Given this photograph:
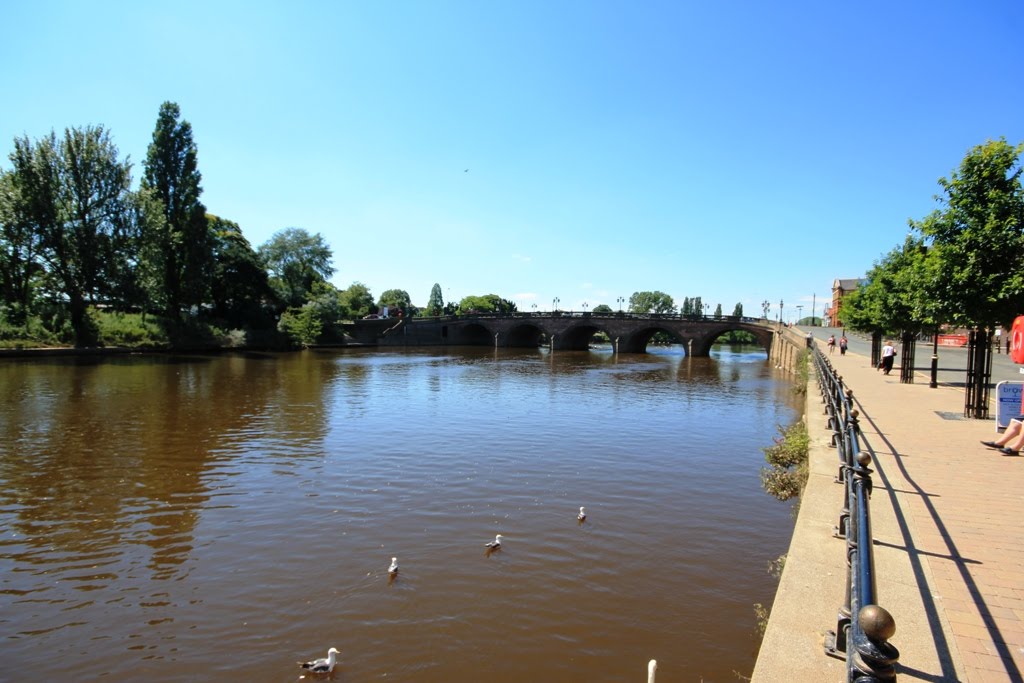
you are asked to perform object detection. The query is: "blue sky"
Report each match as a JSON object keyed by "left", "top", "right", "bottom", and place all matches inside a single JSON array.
[{"left": 2, "top": 1, "right": 1022, "bottom": 321}]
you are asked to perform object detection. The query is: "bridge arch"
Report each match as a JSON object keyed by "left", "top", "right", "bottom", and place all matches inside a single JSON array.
[{"left": 452, "top": 322, "right": 493, "bottom": 346}]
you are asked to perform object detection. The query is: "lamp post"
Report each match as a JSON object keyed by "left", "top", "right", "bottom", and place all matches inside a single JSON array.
[
  {"left": 553, "top": 297, "right": 560, "bottom": 313},
  {"left": 779, "top": 299, "right": 784, "bottom": 324},
  {"left": 531, "top": 303, "right": 537, "bottom": 315},
  {"left": 812, "top": 293, "right": 816, "bottom": 326},
  {"left": 617, "top": 296, "right": 624, "bottom": 313},
  {"left": 762, "top": 300, "right": 770, "bottom": 319},
  {"left": 704, "top": 303, "right": 709, "bottom": 319},
  {"left": 796, "top": 305, "right": 803, "bottom": 325},
  {"left": 582, "top": 301, "right": 589, "bottom": 315}
]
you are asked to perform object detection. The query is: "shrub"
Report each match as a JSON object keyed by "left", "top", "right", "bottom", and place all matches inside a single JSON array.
[{"left": 761, "top": 421, "right": 809, "bottom": 502}]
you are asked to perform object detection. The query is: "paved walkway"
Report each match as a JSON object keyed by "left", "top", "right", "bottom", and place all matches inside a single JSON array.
[{"left": 753, "top": 341, "right": 1024, "bottom": 683}]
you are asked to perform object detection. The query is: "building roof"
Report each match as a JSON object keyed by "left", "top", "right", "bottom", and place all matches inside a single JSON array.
[{"left": 832, "top": 278, "right": 864, "bottom": 291}]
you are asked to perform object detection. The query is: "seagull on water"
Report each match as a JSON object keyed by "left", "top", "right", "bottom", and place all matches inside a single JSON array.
[
  {"left": 648, "top": 659, "right": 657, "bottom": 683},
  {"left": 577, "top": 506, "right": 587, "bottom": 522},
  {"left": 388, "top": 557, "right": 399, "bottom": 575},
  {"left": 485, "top": 534, "right": 503, "bottom": 549},
  {"left": 299, "top": 647, "right": 340, "bottom": 674}
]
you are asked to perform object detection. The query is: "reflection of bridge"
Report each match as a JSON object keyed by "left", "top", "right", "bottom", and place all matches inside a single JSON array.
[{"left": 365, "top": 313, "right": 781, "bottom": 356}]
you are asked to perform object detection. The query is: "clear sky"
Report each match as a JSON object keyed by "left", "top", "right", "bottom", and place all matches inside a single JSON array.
[{"left": 2, "top": 1, "right": 1022, "bottom": 321}]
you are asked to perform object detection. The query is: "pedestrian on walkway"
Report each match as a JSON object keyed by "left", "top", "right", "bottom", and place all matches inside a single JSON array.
[
  {"left": 981, "top": 415, "right": 1024, "bottom": 455},
  {"left": 879, "top": 339, "right": 896, "bottom": 375},
  {"left": 839, "top": 335, "right": 848, "bottom": 355},
  {"left": 827, "top": 334, "right": 836, "bottom": 354}
]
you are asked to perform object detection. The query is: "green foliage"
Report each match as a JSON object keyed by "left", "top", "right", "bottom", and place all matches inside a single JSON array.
[
  {"left": 458, "top": 294, "right": 517, "bottom": 314},
  {"left": 760, "top": 421, "right": 809, "bottom": 502},
  {"left": 713, "top": 303, "right": 722, "bottom": 319},
  {"left": 629, "top": 290, "right": 676, "bottom": 315},
  {"left": 379, "top": 288, "right": 412, "bottom": 315},
  {"left": 338, "top": 281, "right": 374, "bottom": 319},
  {"left": 913, "top": 138, "right": 1024, "bottom": 329},
  {"left": 732, "top": 302, "right": 743, "bottom": 317},
  {"left": 842, "top": 235, "right": 935, "bottom": 336},
  {"left": 209, "top": 214, "right": 276, "bottom": 328},
  {"left": 426, "top": 283, "right": 444, "bottom": 316},
  {"left": 278, "top": 304, "right": 323, "bottom": 346},
  {"left": 8, "top": 126, "right": 135, "bottom": 346},
  {"left": 93, "top": 309, "right": 166, "bottom": 347},
  {"left": 141, "top": 101, "right": 213, "bottom": 319},
  {"left": 258, "top": 227, "right": 334, "bottom": 310},
  {"left": 591, "top": 303, "right": 613, "bottom": 314}
]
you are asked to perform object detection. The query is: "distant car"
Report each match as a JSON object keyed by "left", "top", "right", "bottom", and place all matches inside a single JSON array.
[{"left": 362, "top": 313, "right": 380, "bottom": 319}]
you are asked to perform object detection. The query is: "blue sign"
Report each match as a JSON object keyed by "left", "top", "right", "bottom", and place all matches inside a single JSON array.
[{"left": 996, "top": 381, "right": 1024, "bottom": 429}]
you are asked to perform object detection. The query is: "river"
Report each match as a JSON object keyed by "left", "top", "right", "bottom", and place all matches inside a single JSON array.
[{"left": 0, "top": 345, "right": 801, "bottom": 682}]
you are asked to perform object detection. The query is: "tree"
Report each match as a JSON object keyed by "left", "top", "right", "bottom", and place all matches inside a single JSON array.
[
  {"left": 714, "top": 303, "right": 723, "bottom": 319},
  {"left": 426, "top": 283, "right": 444, "bottom": 316},
  {"left": 592, "top": 304, "right": 613, "bottom": 314},
  {"left": 208, "top": 214, "right": 275, "bottom": 327},
  {"left": 140, "top": 101, "right": 212, "bottom": 319},
  {"left": 8, "top": 127, "right": 134, "bottom": 346},
  {"left": 913, "top": 138, "right": 1024, "bottom": 330},
  {"left": 338, "top": 281, "right": 374, "bottom": 319},
  {"left": 0, "top": 169, "right": 44, "bottom": 324},
  {"left": 379, "top": 288, "right": 412, "bottom": 315},
  {"left": 258, "top": 227, "right": 334, "bottom": 309},
  {"left": 732, "top": 302, "right": 744, "bottom": 318},
  {"left": 629, "top": 291, "right": 676, "bottom": 315}
]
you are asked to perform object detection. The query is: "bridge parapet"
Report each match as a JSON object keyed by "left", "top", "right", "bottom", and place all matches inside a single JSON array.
[{"left": 367, "top": 313, "right": 794, "bottom": 357}]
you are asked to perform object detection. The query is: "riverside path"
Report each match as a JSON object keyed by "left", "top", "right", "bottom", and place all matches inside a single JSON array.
[{"left": 753, "top": 331, "right": 1024, "bottom": 683}]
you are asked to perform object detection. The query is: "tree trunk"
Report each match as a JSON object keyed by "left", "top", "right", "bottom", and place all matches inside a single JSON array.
[{"left": 964, "top": 328, "right": 993, "bottom": 419}]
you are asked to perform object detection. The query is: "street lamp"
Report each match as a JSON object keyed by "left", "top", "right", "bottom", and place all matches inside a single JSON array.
[
  {"left": 779, "top": 299, "right": 784, "bottom": 324},
  {"left": 553, "top": 297, "right": 560, "bottom": 313},
  {"left": 703, "top": 303, "right": 709, "bottom": 319},
  {"left": 617, "top": 296, "right": 624, "bottom": 313},
  {"left": 796, "top": 305, "right": 803, "bottom": 325},
  {"left": 762, "top": 300, "right": 770, "bottom": 319},
  {"left": 531, "top": 303, "right": 537, "bottom": 315},
  {"left": 582, "top": 301, "right": 589, "bottom": 313}
]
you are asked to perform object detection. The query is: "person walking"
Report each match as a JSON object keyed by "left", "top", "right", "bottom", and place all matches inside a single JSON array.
[
  {"left": 827, "top": 334, "right": 836, "bottom": 354},
  {"left": 839, "top": 335, "right": 848, "bottom": 356},
  {"left": 879, "top": 339, "right": 896, "bottom": 375}
]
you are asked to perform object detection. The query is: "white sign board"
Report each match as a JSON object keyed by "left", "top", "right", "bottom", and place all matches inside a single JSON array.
[{"left": 996, "top": 381, "right": 1024, "bottom": 430}]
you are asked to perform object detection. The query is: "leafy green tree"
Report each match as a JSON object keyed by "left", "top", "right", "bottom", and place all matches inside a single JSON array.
[
  {"left": 0, "top": 169, "right": 45, "bottom": 324},
  {"left": 426, "top": 283, "right": 444, "bottom": 316},
  {"left": 258, "top": 227, "right": 334, "bottom": 309},
  {"left": 843, "top": 236, "right": 932, "bottom": 337},
  {"left": 714, "top": 303, "right": 723, "bottom": 319},
  {"left": 278, "top": 304, "right": 323, "bottom": 347},
  {"left": 338, "top": 281, "right": 374, "bottom": 319},
  {"left": 913, "top": 138, "right": 1024, "bottom": 330},
  {"left": 8, "top": 127, "right": 134, "bottom": 346},
  {"left": 208, "top": 214, "right": 275, "bottom": 327},
  {"left": 592, "top": 304, "right": 613, "bottom": 314},
  {"left": 629, "top": 290, "right": 676, "bottom": 315},
  {"left": 732, "top": 302, "right": 743, "bottom": 317},
  {"left": 379, "top": 288, "right": 412, "bottom": 315},
  {"left": 140, "top": 101, "right": 212, "bottom": 320}
]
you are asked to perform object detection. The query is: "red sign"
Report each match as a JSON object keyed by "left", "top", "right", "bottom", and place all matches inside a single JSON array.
[
  {"left": 937, "top": 334, "right": 968, "bottom": 347},
  {"left": 1012, "top": 316, "right": 1024, "bottom": 364}
]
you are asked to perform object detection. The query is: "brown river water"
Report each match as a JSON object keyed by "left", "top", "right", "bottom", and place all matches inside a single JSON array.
[{"left": 0, "top": 346, "right": 801, "bottom": 682}]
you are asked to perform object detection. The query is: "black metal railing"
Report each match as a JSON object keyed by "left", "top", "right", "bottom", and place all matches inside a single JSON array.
[{"left": 815, "top": 349, "right": 900, "bottom": 682}]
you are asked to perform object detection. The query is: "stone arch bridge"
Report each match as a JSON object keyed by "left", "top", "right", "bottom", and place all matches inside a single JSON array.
[{"left": 364, "top": 313, "right": 783, "bottom": 356}]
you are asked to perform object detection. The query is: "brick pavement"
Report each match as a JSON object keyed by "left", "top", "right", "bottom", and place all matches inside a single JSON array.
[{"left": 753, "top": 342, "right": 1024, "bottom": 683}]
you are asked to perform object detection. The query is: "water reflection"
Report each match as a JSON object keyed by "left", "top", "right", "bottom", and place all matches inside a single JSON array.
[{"left": 0, "top": 345, "right": 800, "bottom": 681}]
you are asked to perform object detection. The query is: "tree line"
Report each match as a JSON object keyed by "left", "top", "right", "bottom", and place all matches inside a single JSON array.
[
  {"left": 0, "top": 102, "right": 758, "bottom": 349},
  {"left": 840, "top": 138, "right": 1024, "bottom": 415}
]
